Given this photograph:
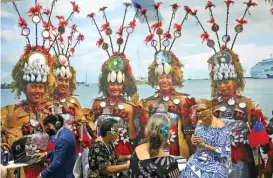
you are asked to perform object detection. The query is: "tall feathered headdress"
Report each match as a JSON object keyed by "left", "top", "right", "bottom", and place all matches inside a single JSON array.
[
  {"left": 47, "top": 1, "right": 83, "bottom": 94},
  {"left": 141, "top": 2, "right": 190, "bottom": 88},
  {"left": 188, "top": 0, "right": 258, "bottom": 97},
  {"left": 87, "top": 2, "right": 142, "bottom": 97},
  {"left": 10, "top": 0, "right": 62, "bottom": 97}
]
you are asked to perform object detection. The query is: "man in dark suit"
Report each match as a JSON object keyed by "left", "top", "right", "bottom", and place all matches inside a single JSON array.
[{"left": 37, "top": 114, "right": 76, "bottom": 178}]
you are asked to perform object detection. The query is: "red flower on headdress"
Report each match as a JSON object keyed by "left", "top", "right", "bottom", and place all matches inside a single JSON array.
[
  {"left": 58, "top": 35, "right": 64, "bottom": 42},
  {"left": 123, "top": 2, "right": 132, "bottom": 7},
  {"left": 174, "top": 23, "right": 182, "bottom": 31},
  {"left": 77, "top": 33, "right": 84, "bottom": 41},
  {"left": 243, "top": 0, "right": 258, "bottom": 7},
  {"left": 207, "top": 17, "right": 215, "bottom": 24},
  {"left": 171, "top": 3, "right": 180, "bottom": 11},
  {"left": 96, "top": 38, "right": 104, "bottom": 47},
  {"left": 71, "top": 1, "right": 80, "bottom": 13},
  {"left": 191, "top": 9, "right": 198, "bottom": 16},
  {"left": 59, "top": 20, "right": 68, "bottom": 27},
  {"left": 163, "top": 31, "right": 172, "bottom": 39},
  {"left": 151, "top": 21, "right": 162, "bottom": 33},
  {"left": 236, "top": 18, "right": 248, "bottom": 24},
  {"left": 221, "top": 44, "right": 227, "bottom": 50},
  {"left": 87, "top": 12, "right": 95, "bottom": 18},
  {"left": 23, "top": 44, "right": 31, "bottom": 56},
  {"left": 205, "top": 1, "right": 215, "bottom": 9},
  {"left": 101, "top": 22, "right": 110, "bottom": 31},
  {"left": 18, "top": 17, "right": 28, "bottom": 28},
  {"left": 113, "top": 51, "right": 126, "bottom": 59},
  {"left": 68, "top": 36, "right": 72, "bottom": 41},
  {"left": 153, "top": 2, "right": 163, "bottom": 10},
  {"left": 184, "top": 6, "right": 192, "bottom": 14},
  {"left": 201, "top": 32, "right": 209, "bottom": 43},
  {"left": 56, "top": 16, "right": 65, "bottom": 20},
  {"left": 99, "top": 6, "right": 107, "bottom": 12},
  {"left": 116, "top": 25, "right": 125, "bottom": 36},
  {"left": 70, "top": 48, "right": 75, "bottom": 54},
  {"left": 133, "top": 3, "right": 142, "bottom": 9},
  {"left": 28, "top": 5, "right": 42, "bottom": 17},
  {"left": 70, "top": 24, "right": 78, "bottom": 34},
  {"left": 128, "top": 19, "right": 136, "bottom": 29},
  {"left": 144, "top": 34, "right": 154, "bottom": 44},
  {"left": 43, "top": 22, "right": 52, "bottom": 29},
  {"left": 224, "top": 0, "right": 235, "bottom": 7},
  {"left": 271, "top": 8, "right": 273, "bottom": 15},
  {"left": 141, "top": 9, "right": 147, "bottom": 15},
  {"left": 43, "top": 8, "right": 50, "bottom": 16}
]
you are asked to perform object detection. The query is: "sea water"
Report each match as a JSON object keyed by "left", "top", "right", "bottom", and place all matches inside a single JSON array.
[{"left": 1, "top": 79, "right": 272, "bottom": 118}]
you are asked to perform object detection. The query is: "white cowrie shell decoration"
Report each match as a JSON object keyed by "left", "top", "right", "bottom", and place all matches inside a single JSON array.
[
  {"left": 117, "top": 71, "right": 123, "bottom": 83},
  {"left": 164, "top": 63, "right": 171, "bottom": 74},
  {"left": 60, "top": 66, "right": 66, "bottom": 77},
  {"left": 107, "top": 73, "right": 111, "bottom": 83},
  {"left": 156, "top": 64, "right": 163, "bottom": 75},
  {"left": 36, "top": 74, "right": 42, "bottom": 83},
  {"left": 31, "top": 74, "right": 35, "bottom": 82},
  {"left": 110, "top": 71, "right": 117, "bottom": 83}
]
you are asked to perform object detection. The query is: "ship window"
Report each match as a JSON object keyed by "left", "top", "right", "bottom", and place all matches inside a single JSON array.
[
  {"left": 270, "top": 67, "right": 273, "bottom": 71},
  {"left": 265, "top": 69, "right": 269, "bottom": 72}
]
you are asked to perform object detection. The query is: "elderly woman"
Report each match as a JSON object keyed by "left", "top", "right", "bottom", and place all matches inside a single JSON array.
[
  {"left": 180, "top": 99, "right": 231, "bottom": 178},
  {"left": 88, "top": 119, "right": 130, "bottom": 178},
  {"left": 128, "top": 114, "right": 180, "bottom": 178}
]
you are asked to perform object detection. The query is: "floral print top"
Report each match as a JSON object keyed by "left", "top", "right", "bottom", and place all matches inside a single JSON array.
[{"left": 88, "top": 141, "right": 118, "bottom": 178}]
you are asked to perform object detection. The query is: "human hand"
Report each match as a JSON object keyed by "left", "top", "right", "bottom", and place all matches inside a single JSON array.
[
  {"left": 191, "top": 135, "right": 205, "bottom": 147},
  {"left": 32, "top": 152, "right": 46, "bottom": 162}
]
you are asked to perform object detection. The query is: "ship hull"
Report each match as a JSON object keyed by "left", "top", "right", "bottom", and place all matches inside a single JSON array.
[{"left": 250, "top": 58, "right": 273, "bottom": 79}]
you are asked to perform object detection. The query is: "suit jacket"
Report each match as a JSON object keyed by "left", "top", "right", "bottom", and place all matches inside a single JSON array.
[{"left": 41, "top": 127, "right": 76, "bottom": 178}]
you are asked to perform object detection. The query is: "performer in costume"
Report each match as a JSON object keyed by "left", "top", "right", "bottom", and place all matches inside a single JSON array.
[
  {"left": 141, "top": 3, "right": 197, "bottom": 159},
  {"left": 86, "top": 2, "right": 146, "bottom": 156},
  {"left": 43, "top": 1, "right": 91, "bottom": 155},
  {"left": 189, "top": 1, "right": 270, "bottom": 177},
  {"left": 0, "top": 1, "right": 56, "bottom": 177}
]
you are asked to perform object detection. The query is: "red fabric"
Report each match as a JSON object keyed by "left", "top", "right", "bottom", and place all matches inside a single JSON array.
[
  {"left": 45, "top": 141, "right": 55, "bottom": 152},
  {"left": 76, "top": 139, "right": 83, "bottom": 155},
  {"left": 248, "top": 128, "right": 270, "bottom": 148},
  {"left": 114, "top": 141, "right": 133, "bottom": 155},
  {"left": 169, "top": 142, "right": 179, "bottom": 156},
  {"left": 80, "top": 125, "right": 92, "bottom": 148},
  {"left": 231, "top": 144, "right": 253, "bottom": 163},
  {"left": 24, "top": 165, "right": 45, "bottom": 178}
]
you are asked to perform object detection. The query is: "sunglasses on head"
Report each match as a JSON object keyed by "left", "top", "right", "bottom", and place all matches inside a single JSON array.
[{"left": 196, "top": 107, "right": 211, "bottom": 113}]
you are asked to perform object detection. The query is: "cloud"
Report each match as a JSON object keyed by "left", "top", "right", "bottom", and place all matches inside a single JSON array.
[
  {"left": 1, "top": 28, "right": 21, "bottom": 41},
  {"left": 0, "top": 10, "right": 16, "bottom": 20},
  {"left": 181, "top": 44, "right": 273, "bottom": 79}
]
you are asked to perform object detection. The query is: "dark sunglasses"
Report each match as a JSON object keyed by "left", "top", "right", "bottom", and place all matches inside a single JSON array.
[{"left": 196, "top": 107, "right": 211, "bottom": 113}]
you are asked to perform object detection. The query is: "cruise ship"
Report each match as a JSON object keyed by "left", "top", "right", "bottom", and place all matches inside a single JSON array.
[{"left": 250, "top": 55, "right": 273, "bottom": 79}]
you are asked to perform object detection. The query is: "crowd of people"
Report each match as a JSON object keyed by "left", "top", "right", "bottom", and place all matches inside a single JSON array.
[{"left": 1, "top": 0, "right": 273, "bottom": 178}]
